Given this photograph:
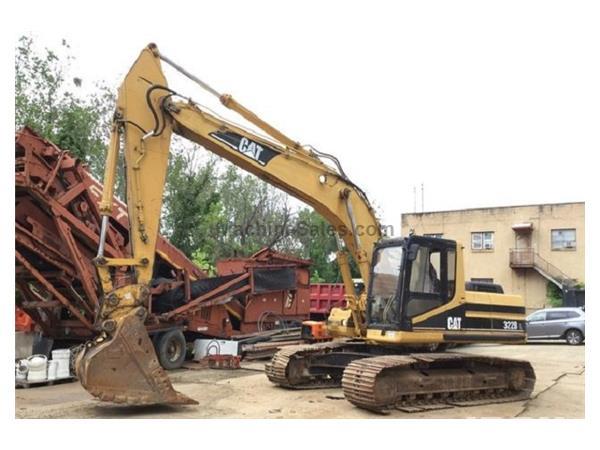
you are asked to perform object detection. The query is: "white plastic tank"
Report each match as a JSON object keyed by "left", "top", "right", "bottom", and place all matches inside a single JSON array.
[
  {"left": 26, "top": 355, "right": 47, "bottom": 382},
  {"left": 51, "top": 349, "right": 71, "bottom": 378},
  {"left": 47, "top": 360, "right": 58, "bottom": 380}
]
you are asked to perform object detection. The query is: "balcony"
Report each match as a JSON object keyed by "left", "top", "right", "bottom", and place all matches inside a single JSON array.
[
  {"left": 509, "top": 248, "right": 534, "bottom": 268},
  {"left": 509, "top": 248, "right": 575, "bottom": 290}
]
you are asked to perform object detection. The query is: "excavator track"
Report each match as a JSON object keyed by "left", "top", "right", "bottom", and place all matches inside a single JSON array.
[
  {"left": 265, "top": 341, "right": 348, "bottom": 388},
  {"left": 342, "top": 353, "right": 535, "bottom": 413}
]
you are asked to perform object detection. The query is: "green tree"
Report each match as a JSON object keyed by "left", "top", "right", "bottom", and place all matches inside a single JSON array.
[
  {"left": 14, "top": 36, "right": 305, "bottom": 271},
  {"left": 294, "top": 208, "right": 361, "bottom": 283},
  {"left": 295, "top": 208, "right": 339, "bottom": 282},
  {"left": 15, "top": 35, "right": 114, "bottom": 179},
  {"left": 191, "top": 249, "right": 216, "bottom": 276},
  {"left": 211, "top": 166, "right": 295, "bottom": 260},
  {"left": 546, "top": 282, "right": 563, "bottom": 307},
  {"left": 161, "top": 139, "right": 222, "bottom": 258}
]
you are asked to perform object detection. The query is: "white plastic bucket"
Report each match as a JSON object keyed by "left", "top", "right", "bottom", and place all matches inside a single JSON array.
[
  {"left": 15, "top": 360, "right": 29, "bottom": 381},
  {"left": 26, "top": 355, "right": 47, "bottom": 382},
  {"left": 47, "top": 360, "right": 59, "bottom": 380},
  {"left": 51, "top": 349, "right": 71, "bottom": 378}
]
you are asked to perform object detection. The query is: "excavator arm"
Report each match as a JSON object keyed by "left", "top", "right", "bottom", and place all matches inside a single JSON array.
[{"left": 76, "top": 44, "right": 382, "bottom": 405}]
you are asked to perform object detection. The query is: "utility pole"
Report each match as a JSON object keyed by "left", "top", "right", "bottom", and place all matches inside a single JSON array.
[
  {"left": 421, "top": 183, "right": 424, "bottom": 212},
  {"left": 413, "top": 186, "right": 417, "bottom": 213}
]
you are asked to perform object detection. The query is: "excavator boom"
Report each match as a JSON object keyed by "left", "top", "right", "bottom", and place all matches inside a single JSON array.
[{"left": 76, "top": 44, "right": 381, "bottom": 404}]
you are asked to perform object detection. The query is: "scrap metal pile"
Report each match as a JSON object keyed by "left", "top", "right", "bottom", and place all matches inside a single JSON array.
[{"left": 15, "top": 128, "right": 310, "bottom": 347}]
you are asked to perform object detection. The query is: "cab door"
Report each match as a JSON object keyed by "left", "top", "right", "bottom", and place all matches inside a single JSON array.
[{"left": 404, "top": 239, "right": 457, "bottom": 326}]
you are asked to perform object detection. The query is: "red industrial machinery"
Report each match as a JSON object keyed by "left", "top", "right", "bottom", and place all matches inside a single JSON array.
[
  {"left": 15, "top": 128, "right": 311, "bottom": 352},
  {"left": 309, "top": 279, "right": 366, "bottom": 320},
  {"left": 15, "top": 308, "right": 35, "bottom": 333},
  {"left": 309, "top": 283, "right": 347, "bottom": 320},
  {"left": 156, "top": 247, "right": 312, "bottom": 338},
  {"left": 202, "top": 248, "right": 311, "bottom": 335},
  {"left": 16, "top": 127, "right": 207, "bottom": 341}
]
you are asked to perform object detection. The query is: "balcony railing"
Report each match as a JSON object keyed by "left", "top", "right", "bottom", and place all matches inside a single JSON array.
[
  {"left": 509, "top": 248, "right": 575, "bottom": 290},
  {"left": 509, "top": 248, "right": 534, "bottom": 267}
]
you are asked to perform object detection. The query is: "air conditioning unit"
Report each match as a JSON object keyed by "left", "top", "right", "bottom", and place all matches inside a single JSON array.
[{"left": 484, "top": 243, "right": 492, "bottom": 249}]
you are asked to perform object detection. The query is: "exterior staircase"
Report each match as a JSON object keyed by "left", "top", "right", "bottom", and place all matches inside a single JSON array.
[{"left": 509, "top": 248, "right": 576, "bottom": 291}]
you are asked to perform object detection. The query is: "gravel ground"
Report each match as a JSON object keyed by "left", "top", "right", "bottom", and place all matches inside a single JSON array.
[{"left": 15, "top": 342, "right": 584, "bottom": 419}]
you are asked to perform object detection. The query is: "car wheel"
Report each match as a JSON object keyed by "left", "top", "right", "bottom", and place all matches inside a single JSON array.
[
  {"left": 155, "top": 329, "right": 187, "bottom": 369},
  {"left": 565, "top": 329, "right": 583, "bottom": 345}
]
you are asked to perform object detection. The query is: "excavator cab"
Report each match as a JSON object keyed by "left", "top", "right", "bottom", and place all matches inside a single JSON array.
[
  {"left": 366, "top": 235, "right": 457, "bottom": 334},
  {"left": 269, "top": 235, "right": 535, "bottom": 411}
]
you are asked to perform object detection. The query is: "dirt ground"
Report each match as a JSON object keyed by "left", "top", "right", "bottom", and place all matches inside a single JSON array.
[{"left": 15, "top": 343, "right": 584, "bottom": 419}]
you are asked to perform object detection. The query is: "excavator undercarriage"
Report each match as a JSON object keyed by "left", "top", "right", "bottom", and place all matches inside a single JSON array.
[
  {"left": 266, "top": 342, "right": 535, "bottom": 413},
  {"left": 343, "top": 353, "right": 535, "bottom": 413},
  {"left": 266, "top": 341, "right": 403, "bottom": 389}
]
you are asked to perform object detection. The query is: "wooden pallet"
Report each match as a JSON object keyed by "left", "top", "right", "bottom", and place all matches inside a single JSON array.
[{"left": 15, "top": 376, "right": 74, "bottom": 389}]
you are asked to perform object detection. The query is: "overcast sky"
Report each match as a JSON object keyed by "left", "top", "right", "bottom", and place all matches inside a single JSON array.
[{"left": 14, "top": 1, "right": 597, "bottom": 230}]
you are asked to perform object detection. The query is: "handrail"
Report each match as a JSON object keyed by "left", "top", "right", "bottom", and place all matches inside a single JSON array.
[{"left": 509, "top": 248, "right": 575, "bottom": 289}]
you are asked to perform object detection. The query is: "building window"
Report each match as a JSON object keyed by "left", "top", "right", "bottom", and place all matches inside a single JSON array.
[
  {"left": 424, "top": 233, "right": 443, "bottom": 238},
  {"left": 551, "top": 229, "right": 576, "bottom": 250},
  {"left": 471, "top": 231, "right": 494, "bottom": 250}
]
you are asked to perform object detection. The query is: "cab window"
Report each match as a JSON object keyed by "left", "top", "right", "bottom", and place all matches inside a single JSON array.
[
  {"left": 368, "top": 246, "right": 404, "bottom": 325},
  {"left": 409, "top": 247, "right": 441, "bottom": 294},
  {"left": 447, "top": 249, "right": 456, "bottom": 301},
  {"left": 405, "top": 243, "right": 456, "bottom": 318}
]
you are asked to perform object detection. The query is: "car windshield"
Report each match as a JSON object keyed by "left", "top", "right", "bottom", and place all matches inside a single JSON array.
[{"left": 368, "top": 245, "right": 403, "bottom": 325}]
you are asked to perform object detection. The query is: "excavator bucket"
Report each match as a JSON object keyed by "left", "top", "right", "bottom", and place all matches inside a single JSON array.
[{"left": 76, "top": 308, "right": 197, "bottom": 405}]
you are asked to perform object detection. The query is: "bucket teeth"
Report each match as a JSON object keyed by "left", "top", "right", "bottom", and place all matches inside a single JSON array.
[{"left": 76, "top": 308, "right": 197, "bottom": 406}]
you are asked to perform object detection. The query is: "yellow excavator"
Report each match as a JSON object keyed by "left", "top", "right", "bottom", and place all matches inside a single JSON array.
[{"left": 76, "top": 44, "right": 535, "bottom": 412}]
